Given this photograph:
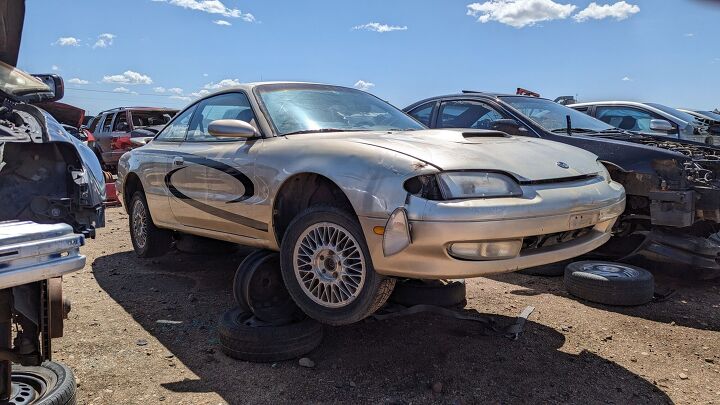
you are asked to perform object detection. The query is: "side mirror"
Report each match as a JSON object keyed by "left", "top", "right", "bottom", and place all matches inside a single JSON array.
[
  {"left": 649, "top": 119, "right": 674, "bottom": 133},
  {"left": 31, "top": 74, "right": 65, "bottom": 102},
  {"left": 208, "top": 119, "right": 259, "bottom": 139},
  {"left": 708, "top": 124, "right": 720, "bottom": 135},
  {"left": 490, "top": 119, "right": 527, "bottom": 136}
]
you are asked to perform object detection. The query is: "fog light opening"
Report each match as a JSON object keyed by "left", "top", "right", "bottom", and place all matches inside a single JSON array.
[
  {"left": 383, "top": 208, "right": 411, "bottom": 257},
  {"left": 448, "top": 240, "right": 523, "bottom": 261}
]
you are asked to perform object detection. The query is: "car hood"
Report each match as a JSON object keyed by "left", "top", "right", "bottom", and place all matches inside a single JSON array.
[{"left": 290, "top": 129, "right": 601, "bottom": 182}]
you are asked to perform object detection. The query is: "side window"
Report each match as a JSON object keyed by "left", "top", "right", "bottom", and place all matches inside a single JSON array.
[
  {"left": 100, "top": 113, "right": 114, "bottom": 133},
  {"left": 408, "top": 103, "right": 434, "bottom": 126},
  {"left": 87, "top": 116, "right": 99, "bottom": 133},
  {"left": 596, "top": 106, "right": 675, "bottom": 133},
  {"left": 156, "top": 105, "right": 197, "bottom": 142},
  {"left": 112, "top": 112, "right": 129, "bottom": 132},
  {"left": 438, "top": 100, "right": 504, "bottom": 129},
  {"left": 186, "top": 92, "right": 256, "bottom": 142}
]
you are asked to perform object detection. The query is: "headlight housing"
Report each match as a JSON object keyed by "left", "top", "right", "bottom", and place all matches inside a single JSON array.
[
  {"left": 437, "top": 172, "right": 522, "bottom": 199},
  {"left": 596, "top": 161, "right": 612, "bottom": 183}
]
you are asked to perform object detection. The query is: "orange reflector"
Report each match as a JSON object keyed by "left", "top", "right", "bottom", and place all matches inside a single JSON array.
[{"left": 373, "top": 226, "right": 385, "bottom": 235}]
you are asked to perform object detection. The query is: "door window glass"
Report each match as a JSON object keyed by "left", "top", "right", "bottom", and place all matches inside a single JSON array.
[
  {"left": 100, "top": 113, "right": 114, "bottom": 133},
  {"left": 408, "top": 103, "right": 434, "bottom": 126},
  {"left": 596, "top": 106, "right": 674, "bottom": 133},
  {"left": 438, "top": 100, "right": 504, "bottom": 129},
  {"left": 187, "top": 93, "right": 256, "bottom": 142},
  {"left": 112, "top": 113, "right": 129, "bottom": 132},
  {"left": 155, "top": 105, "right": 197, "bottom": 142}
]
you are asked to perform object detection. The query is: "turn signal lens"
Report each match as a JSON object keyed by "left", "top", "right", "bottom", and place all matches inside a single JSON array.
[
  {"left": 383, "top": 208, "right": 411, "bottom": 257},
  {"left": 448, "top": 240, "right": 522, "bottom": 260}
]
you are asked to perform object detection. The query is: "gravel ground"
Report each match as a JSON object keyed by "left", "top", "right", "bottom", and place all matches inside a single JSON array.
[{"left": 54, "top": 207, "right": 720, "bottom": 404}]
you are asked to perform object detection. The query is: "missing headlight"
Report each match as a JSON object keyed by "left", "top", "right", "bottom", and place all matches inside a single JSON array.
[{"left": 403, "top": 175, "right": 444, "bottom": 200}]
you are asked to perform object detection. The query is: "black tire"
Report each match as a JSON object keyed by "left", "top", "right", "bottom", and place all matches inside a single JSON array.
[
  {"left": 519, "top": 260, "right": 572, "bottom": 277},
  {"left": 240, "top": 251, "right": 303, "bottom": 325},
  {"left": 233, "top": 250, "right": 271, "bottom": 312},
  {"left": 564, "top": 261, "right": 654, "bottom": 306},
  {"left": 11, "top": 361, "right": 76, "bottom": 404},
  {"left": 129, "top": 191, "right": 172, "bottom": 258},
  {"left": 390, "top": 279, "right": 466, "bottom": 307},
  {"left": 174, "top": 233, "right": 238, "bottom": 255},
  {"left": 218, "top": 308, "right": 323, "bottom": 363},
  {"left": 279, "top": 206, "right": 396, "bottom": 326}
]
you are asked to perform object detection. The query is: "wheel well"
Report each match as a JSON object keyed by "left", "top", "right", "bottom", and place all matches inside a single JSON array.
[
  {"left": 123, "top": 173, "right": 142, "bottom": 213},
  {"left": 272, "top": 173, "right": 356, "bottom": 246}
]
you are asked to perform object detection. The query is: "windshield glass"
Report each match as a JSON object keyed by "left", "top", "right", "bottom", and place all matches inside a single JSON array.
[
  {"left": 646, "top": 103, "right": 698, "bottom": 123},
  {"left": 499, "top": 96, "right": 614, "bottom": 133},
  {"left": 256, "top": 84, "right": 424, "bottom": 135},
  {"left": 697, "top": 111, "right": 720, "bottom": 121},
  {"left": 0, "top": 60, "right": 52, "bottom": 98}
]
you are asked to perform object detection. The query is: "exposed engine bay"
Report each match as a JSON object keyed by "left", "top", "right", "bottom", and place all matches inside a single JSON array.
[{"left": 0, "top": 103, "right": 104, "bottom": 237}]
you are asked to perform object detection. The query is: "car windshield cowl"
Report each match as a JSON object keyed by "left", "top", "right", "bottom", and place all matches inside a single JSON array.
[
  {"left": 549, "top": 127, "right": 598, "bottom": 134},
  {"left": 282, "top": 128, "right": 368, "bottom": 136}
]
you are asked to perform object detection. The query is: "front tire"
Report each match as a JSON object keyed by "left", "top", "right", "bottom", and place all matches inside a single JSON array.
[
  {"left": 279, "top": 206, "right": 395, "bottom": 325},
  {"left": 129, "top": 191, "right": 172, "bottom": 258}
]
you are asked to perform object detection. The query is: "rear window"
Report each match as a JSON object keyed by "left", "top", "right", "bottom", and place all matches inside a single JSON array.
[{"left": 129, "top": 110, "right": 178, "bottom": 128}]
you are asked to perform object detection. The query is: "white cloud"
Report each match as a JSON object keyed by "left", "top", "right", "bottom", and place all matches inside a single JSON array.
[
  {"left": 93, "top": 33, "right": 116, "bottom": 48},
  {"left": 168, "top": 87, "right": 184, "bottom": 95},
  {"left": 573, "top": 1, "right": 639, "bottom": 22},
  {"left": 153, "top": 87, "right": 166, "bottom": 93},
  {"left": 52, "top": 37, "right": 80, "bottom": 47},
  {"left": 353, "top": 80, "right": 375, "bottom": 91},
  {"left": 684, "top": 33, "right": 695, "bottom": 37},
  {"left": 353, "top": 22, "right": 408, "bottom": 33},
  {"left": 213, "top": 19, "right": 232, "bottom": 26},
  {"left": 621, "top": 76, "right": 632, "bottom": 81},
  {"left": 190, "top": 89, "right": 211, "bottom": 98},
  {"left": 151, "top": 0, "right": 255, "bottom": 21},
  {"left": 51, "top": 65, "right": 59, "bottom": 71},
  {"left": 102, "top": 70, "right": 153, "bottom": 85},
  {"left": 68, "top": 78, "right": 89, "bottom": 85},
  {"left": 203, "top": 73, "right": 209, "bottom": 77},
  {"left": 467, "top": 0, "right": 576, "bottom": 28},
  {"left": 203, "top": 79, "right": 241, "bottom": 89},
  {"left": 113, "top": 87, "right": 131, "bottom": 93},
  {"left": 170, "top": 95, "right": 192, "bottom": 101}
]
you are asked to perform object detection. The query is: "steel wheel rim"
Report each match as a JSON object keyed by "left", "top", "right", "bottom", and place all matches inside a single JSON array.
[
  {"left": 132, "top": 199, "right": 148, "bottom": 249},
  {"left": 293, "top": 222, "right": 366, "bottom": 308},
  {"left": 581, "top": 263, "right": 639, "bottom": 278}
]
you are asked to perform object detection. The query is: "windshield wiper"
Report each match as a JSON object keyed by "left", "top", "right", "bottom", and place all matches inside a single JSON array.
[
  {"left": 549, "top": 127, "right": 597, "bottom": 134},
  {"left": 282, "top": 128, "right": 364, "bottom": 136}
]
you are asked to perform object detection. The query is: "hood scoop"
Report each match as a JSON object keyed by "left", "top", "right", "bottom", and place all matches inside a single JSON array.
[{"left": 462, "top": 130, "right": 509, "bottom": 140}]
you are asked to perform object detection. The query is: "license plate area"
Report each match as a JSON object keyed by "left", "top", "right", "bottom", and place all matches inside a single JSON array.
[{"left": 568, "top": 213, "right": 598, "bottom": 229}]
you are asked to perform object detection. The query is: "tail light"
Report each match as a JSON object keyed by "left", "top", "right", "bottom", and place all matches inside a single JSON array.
[{"left": 111, "top": 135, "right": 133, "bottom": 150}]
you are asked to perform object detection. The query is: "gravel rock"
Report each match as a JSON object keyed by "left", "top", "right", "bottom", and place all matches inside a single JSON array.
[{"left": 299, "top": 357, "right": 315, "bottom": 368}]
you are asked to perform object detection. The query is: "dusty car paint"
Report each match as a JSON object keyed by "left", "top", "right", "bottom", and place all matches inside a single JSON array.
[{"left": 118, "top": 82, "right": 625, "bottom": 278}]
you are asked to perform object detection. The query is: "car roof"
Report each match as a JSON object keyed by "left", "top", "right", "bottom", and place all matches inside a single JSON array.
[
  {"left": 404, "top": 92, "right": 549, "bottom": 110},
  {"left": 569, "top": 101, "right": 650, "bottom": 108}
]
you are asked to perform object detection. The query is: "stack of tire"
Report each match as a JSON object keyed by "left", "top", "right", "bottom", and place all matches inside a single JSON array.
[{"left": 218, "top": 251, "right": 323, "bottom": 362}]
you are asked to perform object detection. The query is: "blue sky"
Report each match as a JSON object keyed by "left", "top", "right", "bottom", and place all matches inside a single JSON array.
[{"left": 17, "top": 0, "right": 720, "bottom": 115}]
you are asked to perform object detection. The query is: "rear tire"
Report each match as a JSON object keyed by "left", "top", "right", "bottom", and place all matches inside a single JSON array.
[
  {"left": 279, "top": 206, "right": 395, "bottom": 325},
  {"left": 564, "top": 261, "right": 654, "bottom": 306},
  {"left": 218, "top": 308, "right": 323, "bottom": 363},
  {"left": 129, "top": 191, "right": 172, "bottom": 258}
]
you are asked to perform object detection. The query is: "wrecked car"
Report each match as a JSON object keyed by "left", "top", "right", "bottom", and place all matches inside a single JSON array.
[
  {"left": 87, "top": 107, "right": 178, "bottom": 172},
  {"left": 405, "top": 93, "right": 720, "bottom": 278},
  {"left": 570, "top": 101, "right": 719, "bottom": 145},
  {"left": 117, "top": 82, "right": 625, "bottom": 325}
]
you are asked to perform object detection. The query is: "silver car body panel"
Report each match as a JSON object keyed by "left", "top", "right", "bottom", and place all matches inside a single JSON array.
[{"left": 118, "top": 82, "right": 626, "bottom": 278}]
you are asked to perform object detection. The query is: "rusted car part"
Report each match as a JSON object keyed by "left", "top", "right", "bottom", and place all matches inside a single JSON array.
[
  {"left": 0, "top": 221, "right": 84, "bottom": 401},
  {"left": 103, "top": 171, "right": 121, "bottom": 207},
  {"left": 405, "top": 93, "right": 720, "bottom": 278}
]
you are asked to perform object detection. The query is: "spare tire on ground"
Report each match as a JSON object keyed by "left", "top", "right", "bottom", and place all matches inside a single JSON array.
[
  {"left": 389, "top": 279, "right": 466, "bottom": 308},
  {"left": 564, "top": 261, "right": 654, "bottom": 306},
  {"left": 12, "top": 361, "right": 76, "bottom": 404},
  {"left": 218, "top": 308, "right": 323, "bottom": 363}
]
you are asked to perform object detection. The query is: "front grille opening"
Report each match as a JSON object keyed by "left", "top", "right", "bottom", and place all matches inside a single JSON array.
[
  {"left": 521, "top": 226, "right": 593, "bottom": 252},
  {"left": 521, "top": 174, "right": 598, "bottom": 186}
]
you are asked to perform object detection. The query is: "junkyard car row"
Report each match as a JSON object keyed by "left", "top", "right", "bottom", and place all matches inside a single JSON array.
[{"left": 2, "top": 1, "right": 720, "bottom": 402}]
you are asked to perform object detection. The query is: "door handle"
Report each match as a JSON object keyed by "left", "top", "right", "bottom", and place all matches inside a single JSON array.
[{"left": 173, "top": 157, "right": 184, "bottom": 166}]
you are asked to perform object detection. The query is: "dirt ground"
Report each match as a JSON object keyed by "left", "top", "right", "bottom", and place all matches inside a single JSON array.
[{"left": 54, "top": 207, "right": 720, "bottom": 404}]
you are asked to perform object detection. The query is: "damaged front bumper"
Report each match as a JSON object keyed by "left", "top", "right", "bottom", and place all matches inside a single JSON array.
[{"left": 625, "top": 230, "right": 720, "bottom": 279}]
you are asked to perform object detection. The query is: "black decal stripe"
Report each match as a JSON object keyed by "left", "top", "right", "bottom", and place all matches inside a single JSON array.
[{"left": 164, "top": 168, "right": 268, "bottom": 232}]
